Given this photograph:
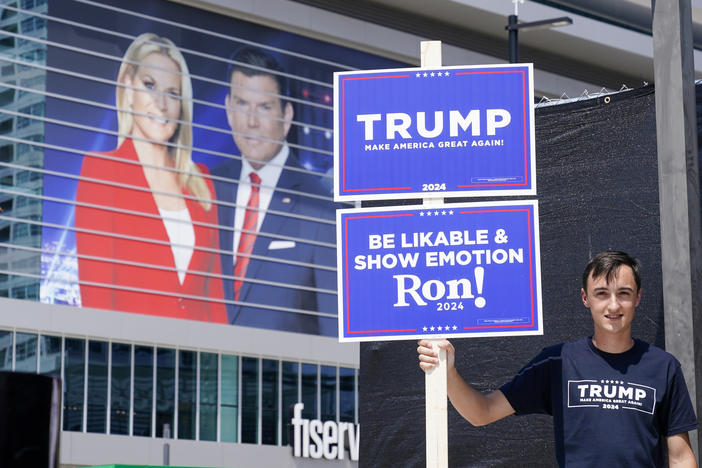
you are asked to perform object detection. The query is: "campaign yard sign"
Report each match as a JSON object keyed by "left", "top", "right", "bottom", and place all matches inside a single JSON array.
[
  {"left": 337, "top": 200, "right": 542, "bottom": 341},
  {"left": 333, "top": 64, "right": 535, "bottom": 201}
]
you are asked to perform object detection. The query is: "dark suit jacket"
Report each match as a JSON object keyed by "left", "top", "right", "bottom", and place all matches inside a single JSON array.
[{"left": 212, "top": 153, "right": 337, "bottom": 336}]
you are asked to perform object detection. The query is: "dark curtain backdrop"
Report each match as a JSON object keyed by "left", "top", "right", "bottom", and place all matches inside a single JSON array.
[{"left": 359, "top": 85, "right": 665, "bottom": 467}]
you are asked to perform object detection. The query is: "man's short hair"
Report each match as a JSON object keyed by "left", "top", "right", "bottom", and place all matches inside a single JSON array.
[
  {"left": 226, "top": 46, "right": 289, "bottom": 103},
  {"left": 582, "top": 251, "right": 641, "bottom": 292}
]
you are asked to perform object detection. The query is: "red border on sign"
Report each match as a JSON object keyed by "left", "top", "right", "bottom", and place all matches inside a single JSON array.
[
  {"left": 339, "top": 69, "right": 531, "bottom": 194},
  {"left": 342, "top": 207, "right": 537, "bottom": 337},
  {"left": 344, "top": 213, "right": 417, "bottom": 334},
  {"left": 341, "top": 75, "right": 412, "bottom": 193},
  {"left": 457, "top": 208, "right": 535, "bottom": 329},
  {"left": 455, "top": 70, "right": 529, "bottom": 189}
]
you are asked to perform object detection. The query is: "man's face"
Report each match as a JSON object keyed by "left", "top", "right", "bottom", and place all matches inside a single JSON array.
[
  {"left": 581, "top": 265, "right": 641, "bottom": 338},
  {"left": 225, "top": 71, "right": 293, "bottom": 170}
]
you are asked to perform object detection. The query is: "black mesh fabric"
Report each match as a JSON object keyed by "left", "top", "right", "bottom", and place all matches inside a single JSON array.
[{"left": 359, "top": 85, "right": 666, "bottom": 467}]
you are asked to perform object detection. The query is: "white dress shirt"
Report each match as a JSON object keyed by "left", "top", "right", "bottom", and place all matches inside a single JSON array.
[
  {"left": 158, "top": 206, "right": 195, "bottom": 285},
  {"left": 232, "top": 143, "right": 289, "bottom": 254}
]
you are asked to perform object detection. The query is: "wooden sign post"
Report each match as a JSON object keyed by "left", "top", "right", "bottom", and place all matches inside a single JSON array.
[
  {"left": 421, "top": 40, "right": 449, "bottom": 468},
  {"left": 425, "top": 339, "right": 448, "bottom": 467}
]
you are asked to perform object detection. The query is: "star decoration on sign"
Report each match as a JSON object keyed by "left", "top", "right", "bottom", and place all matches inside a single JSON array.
[
  {"left": 419, "top": 210, "right": 454, "bottom": 216},
  {"left": 423, "top": 324, "right": 459, "bottom": 332},
  {"left": 415, "top": 71, "right": 451, "bottom": 78}
]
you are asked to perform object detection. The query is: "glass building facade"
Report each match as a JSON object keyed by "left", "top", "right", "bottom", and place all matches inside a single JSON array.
[
  {"left": 0, "top": 328, "right": 358, "bottom": 445},
  {"left": 0, "top": 0, "right": 46, "bottom": 301}
]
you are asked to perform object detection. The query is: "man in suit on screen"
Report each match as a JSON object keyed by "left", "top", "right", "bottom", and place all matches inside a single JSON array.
[{"left": 213, "top": 46, "right": 337, "bottom": 336}]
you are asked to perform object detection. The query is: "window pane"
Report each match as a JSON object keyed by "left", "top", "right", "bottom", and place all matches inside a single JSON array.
[
  {"left": 220, "top": 354, "right": 238, "bottom": 443},
  {"left": 261, "top": 359, "right": 279, "bottom": 445},
  {"left": 321, "top": 365, "right": 336, "bottom": 422},
  {"left": 63, "top": 338, "right": 85, "bottom": 431},
  {"left": 110, "top": 343, "right": 131, "bottom": 435},
  {"left": 14, "top": 332, "right": 37, "bottom": 372},
  {"left": 199, "top": 352, "right": 217, "bottom": 441},
  {"left": 87, "top": 340, "right": 108, "bottom": 433},
  {"left": 301, "top": 363, "right": 317, "bottom": 420},
  {"left": 133, "top": 346, "right": 153, "bottom": 437},
  {"left": 281, "top": 361, "right": 298, "bottom": 446},
  {"left": 156, "top": 348, "right": 175, "bottom": 438},
  {"left": 178, "top": 350, "right": 196, "bottom": 440},
  {"left": 339, "top": 367, "right": 355, "bottom": 423},
  {"left": 241, "top": 357, "right": 258, "bottom": 444},
  {"left": 39, "top": 335, "right": 61, "bottom": 377},
  {"left": 0, "top": 330, "right": 11, "bottom": 370}
]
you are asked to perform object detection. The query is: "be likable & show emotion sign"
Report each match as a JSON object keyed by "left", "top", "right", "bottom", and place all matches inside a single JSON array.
[
  {"left": 337, "top": 200, "right": 542, "bottom": 341},
  {"left": 333, "top": 64, "right": 535, "bottom": 201}
]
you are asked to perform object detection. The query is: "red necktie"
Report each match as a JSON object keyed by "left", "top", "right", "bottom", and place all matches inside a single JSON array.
[{"left": 234, "top": 172, "right": 261, "bottom": 301}]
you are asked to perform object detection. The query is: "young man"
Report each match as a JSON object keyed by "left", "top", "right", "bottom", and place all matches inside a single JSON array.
[{"left": 418, "top": 251, "right": 698, "bottom": 467}]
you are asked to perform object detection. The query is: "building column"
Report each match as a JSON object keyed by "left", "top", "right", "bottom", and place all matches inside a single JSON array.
[{"left": 652, "top": 0, "right": 702, "bottom": 457}]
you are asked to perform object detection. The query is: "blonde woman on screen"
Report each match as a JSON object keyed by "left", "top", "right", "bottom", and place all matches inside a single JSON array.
[{"left": 75, "top": 33, "right": 226, "bottom": 323}]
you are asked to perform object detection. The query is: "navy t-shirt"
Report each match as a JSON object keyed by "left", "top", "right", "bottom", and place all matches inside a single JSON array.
[{"left": 499, "top": 338, "right": 698, "bottom": 467}]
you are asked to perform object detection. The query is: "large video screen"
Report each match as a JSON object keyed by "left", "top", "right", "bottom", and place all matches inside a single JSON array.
[{"left": 39, "top": 0, "right": 403, "bottom": 336}]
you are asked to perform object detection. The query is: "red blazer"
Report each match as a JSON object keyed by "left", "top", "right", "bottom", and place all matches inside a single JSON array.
[{"left": 75, "top": 138, "right": 227, "bottom": 323}]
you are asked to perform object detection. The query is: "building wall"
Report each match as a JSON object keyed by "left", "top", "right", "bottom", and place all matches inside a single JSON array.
[{"left": 0, "top": 297, "right": 359, "bottom": 467}]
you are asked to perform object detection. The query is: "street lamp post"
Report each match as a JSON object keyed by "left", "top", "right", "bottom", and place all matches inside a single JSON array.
[
  {"left": 508, "top": 14, "right": 519, "bottom": 63},
  {"left": 506, "top": 0, "right": 573, "bottom": 63}
]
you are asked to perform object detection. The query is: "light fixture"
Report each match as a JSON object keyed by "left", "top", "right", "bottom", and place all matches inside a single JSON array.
[{"left": 506, "top": 16, "right": 573, "bottom": 31}]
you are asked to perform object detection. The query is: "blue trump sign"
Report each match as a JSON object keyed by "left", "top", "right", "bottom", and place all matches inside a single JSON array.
[
  {"left": 333, "top": 64, "right": 535, "bottom": 201},
  {"left": 337, "top": 201, "right": 542, "bottom": 341}
]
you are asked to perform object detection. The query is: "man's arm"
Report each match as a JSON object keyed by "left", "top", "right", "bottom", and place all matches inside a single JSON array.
[
  {"left": 667, "top": 432, "right": 697, "bottom": 468},
  {"left": 418, "top": 339, "right": 515, "bottom": 426}
]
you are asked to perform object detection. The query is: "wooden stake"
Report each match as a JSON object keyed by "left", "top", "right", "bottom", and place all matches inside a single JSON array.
[
  {"left": 420, "top": 40, "right": 448, "bottom": 468},
  {"left": 425, "top": 340, "right": 448, "bottom": 467}
]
